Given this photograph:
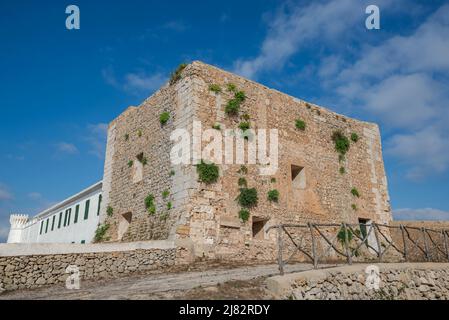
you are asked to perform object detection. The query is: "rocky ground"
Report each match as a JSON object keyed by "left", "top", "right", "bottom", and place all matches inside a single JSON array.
[{"left": 0, "top": 263, "right": 319, "bottom": 300}]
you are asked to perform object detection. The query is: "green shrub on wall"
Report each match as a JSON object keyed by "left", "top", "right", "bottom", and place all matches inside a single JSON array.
[
  {"left": 238, "top": 177, "right": 247, "bottom": 187},
  {"left": 295, "top": 119, "right": 306, "bottom": 131},
  {"left": 94, "top": 223, "right": 110, "bottom": 242},
  {"left": 209, "top": 84, "right": 222, "bottom": 94},
  {"left": 239, "top": 209, "right": 250, "bottom": 222},
  {"left": 227, "top": 83, "right": 237, "bottom": 92},
  {"left": 268, "top": 189, "right": 279, "bottom": 202},
  {"left": 238, "top": 122, "right": 250, "bottom": 131},
  {"left": 225, "top": 98, "right": 240, "bottom": 115},
  {"left": 145, "top": 194, "right": 156, "bottom": 215},
  {"left": 351, "top": 188, "right": 360, "bottom": 198},
  {"left": 162, "top": 190, "right": 170, "bottom": 199},
  {"left": 169, "top": 63, "right": 187, "bottom": 85},
  {"left": 332, "top": 131, "right": 350, "bottom": 155},
  {"left": 196, "top": 160, "right": 219, "bottom": 184},
  {"left": 237, "top": 188, "right": 258, "bottom": 208},
  {"left": 160, "top": 112, "right": 170, "bottom": 125},
  {"left": 106, "top": 206, "right": 114, "bottom": 217},
  {"left": 128, "top": 160, "right": 133, "bottom": 168},
  {"left": 351, "top": 132, "right": 359, "bottom": 142}
]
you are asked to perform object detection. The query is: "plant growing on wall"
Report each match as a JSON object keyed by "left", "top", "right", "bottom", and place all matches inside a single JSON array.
[
  {"left": 238, "top": 177, "right": 247, "bottom": 187},
  {"left": 106, "top": 206, "right": 114, "bottom": 217},
  {"left": 238, "top": 165, "right": 248, "bottom": 175},
  {"left": 136, "top": 152, "right": 148, "bottom": 165},
  {"left": 162, "top": 190, "right": 170, "bottom": 199},
  {"left": 209, "top": 84, "right": 222, "bottom": 94},
  {"left": 268, "top": 189, "right": 279, "bottom": 202},
  {"left": 234, "top": 91, "right": 246, "bottom": 103},
  {"left": 351, "top": 188, "right": 360, "bottom": 198},
  {"left": 351, "top": 204, "right": 357, "bottom": 211},
  {"left": 145, "top": 194, "right": 156, "bottom": 215},
  {"left": 339, "top": 167, "right": 345, "bottom": 174},
  {"left": 351, "top": 132, "right": 359, "bottom": 142},
  {"left": 239, "top": 209, "right": 250, "bottom": 222},
  {"left": 227, "top": 83, "right": 237, "bottom": 92},
  {"left": 237, "top": 188, "right": 258, "bottom": 208},
  {"left": 295, "top": 119, "right": 306, "bottom": 131},
  {"left": 169, "top": 170, "right": 176, "bottom": 177},
  {"left": 241, "top": 113, "right": 250, "bottom": 121},
  {"left": 137, "top": 129, "right": 142, "bottom": 137},
  {"left": 167, "top": 202, "right": 172, "bottom": 210},
  {"left": 271, "top": 177, "right": 276, "bottom": 183},
  {"left": 160, "top": 112, "right": 170, "bottom": 125},
  {"left": 212, "top": 123, "right": 221, "bottom": 130},
  {"left": 169, "top": 63, "right": 187, "bottom": 85},
  {"left": 128, "top": 160, "right": 133, "bottom": 168},
  {"left": 94, "top": 223, "right": 110, "bottom": 242},
  {"left": 124, "top": 133, "right": 129, "bottom": 141},
  {"left": 196, "top": 160, "right": 219, "bottom": 184},
  {"left": 332, "top": 131, "right": 350, "bottom": 155},
  {"left": 238, "top": 122, "right": 250, "bottom": 131},
  {"left": 225, "top": 98, "right": 240, "bottom": 116}
]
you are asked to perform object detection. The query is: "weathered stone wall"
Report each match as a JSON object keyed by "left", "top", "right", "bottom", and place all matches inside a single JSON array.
[
  {"left": 101, "top": 61, "right": 392, "bottom": 261},
  {"left": 389, "top": 221, "right": 449, "bottom": 262},
  {"left": 267, "top": 263, "right": 449, "bottom": 300},
  {"left": 0, "top": 246, "right": 177, "bottom": 291},
  {"left": 173, "top": 61, "right": 392, "bottom": 259}
]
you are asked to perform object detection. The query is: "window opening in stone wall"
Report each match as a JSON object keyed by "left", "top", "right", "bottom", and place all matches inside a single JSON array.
[
  {"left": 118, "top": 212, "right": 132, "bottom": 240},
  {"left": 291, "top": 165, "right": 306, "bottom": 189},
  {"left": 252, "top": 217, "right": 268, "bottom": 240}
]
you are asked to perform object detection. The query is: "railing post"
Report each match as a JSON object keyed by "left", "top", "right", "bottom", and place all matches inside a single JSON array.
[
  {"left": 443, "top": 230, "right": 449, "bottom": 262},
  {"left": 277, "top": 225, "right": 284, "bottom": 275},
  {"left": 343, "top": 223, "right": 352, "bottom": 265},
  {"left": 400, "top": 224, "right": 408, "bottom": 261},
  {"left": 373, "top": 223, "right": 382, "bottom": 262},
  {"left": 421, "top": 227, "right": 430, "bottom": 261},
  {"left": 308, "top": 223, "right": 318, "bottom": 269}
]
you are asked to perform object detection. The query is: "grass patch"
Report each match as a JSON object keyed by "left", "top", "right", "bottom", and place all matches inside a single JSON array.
[{"left": 196, "top": 160, "right": 219, "bottom": 184}]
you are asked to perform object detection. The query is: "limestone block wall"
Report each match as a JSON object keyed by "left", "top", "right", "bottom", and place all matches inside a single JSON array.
[
  {"left": 174, "top": 61, "right": 392, "bottom": 260},
  {"left": 0, "top": 242, "right": 177, "bottom": 291},
  {"left": 100, "top": 61, "right": 392, "bottom": 261},
  {"left": 267, "top": 263, "right": 449, "bottom": 300}
]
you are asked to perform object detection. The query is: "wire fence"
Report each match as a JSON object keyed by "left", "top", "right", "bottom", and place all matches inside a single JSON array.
[{"left": 266, "top": 222, "right": 449, "bottom": 275}]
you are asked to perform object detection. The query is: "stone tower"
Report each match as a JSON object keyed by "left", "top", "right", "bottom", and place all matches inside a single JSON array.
[
  {"left": 99, "top": 61, "right": 392, "bottom": 260},
  {"left": 7, "top": 214, "right": 29, "bottom": 243}
]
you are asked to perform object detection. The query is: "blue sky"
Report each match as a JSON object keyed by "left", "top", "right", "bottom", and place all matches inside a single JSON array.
[{"left": 1, "top": 0, "right": 449, "bottom": 241}]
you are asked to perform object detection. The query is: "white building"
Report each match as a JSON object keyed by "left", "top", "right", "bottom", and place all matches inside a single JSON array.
[{"left": 7, "top": 181, "right": 102, "bottom": 244}]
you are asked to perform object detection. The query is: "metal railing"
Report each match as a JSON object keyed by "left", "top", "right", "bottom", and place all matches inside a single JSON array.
[{"left": 267, "top": 222, "right": 449, "bottom": 275}]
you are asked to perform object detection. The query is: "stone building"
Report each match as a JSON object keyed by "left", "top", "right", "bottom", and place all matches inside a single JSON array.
[{"left": 98, "top": 61, "right": 392, "bottom": 260}]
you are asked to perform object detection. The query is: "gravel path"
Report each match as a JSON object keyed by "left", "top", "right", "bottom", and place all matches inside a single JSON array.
[{"left": 0, "top": 263, "right": 324, "bottom": 300}]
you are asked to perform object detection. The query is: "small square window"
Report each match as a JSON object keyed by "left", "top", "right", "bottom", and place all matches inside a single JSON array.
[
  {"left": 252, "top": 217, "right": 268, "bottom": 240},
  {"left": 291, "top": 165, "right": 306, "bottom": 189}
]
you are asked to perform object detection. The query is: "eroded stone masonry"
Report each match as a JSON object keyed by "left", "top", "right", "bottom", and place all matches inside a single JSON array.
[{"left": 100, "top": 61, "right": 392, "bottom": 261}]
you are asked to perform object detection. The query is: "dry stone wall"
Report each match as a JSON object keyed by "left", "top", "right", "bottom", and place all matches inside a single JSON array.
[
  {"left": 267, "top": 263, "right": 449, "bottom": 300},
  {"left": 0, "top": 247, "right": 177, "bottom": 291}
]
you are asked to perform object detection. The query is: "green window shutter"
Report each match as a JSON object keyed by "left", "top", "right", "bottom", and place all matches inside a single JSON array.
[
  {"left": 45, "top": 218, "right": 49, "bottom": 233},
  {"left": 84, "top": 199, "right": 90, "bottom": 220},
  {"left": 64, "top": 210, "right": 68, "bottom": 227},
  {"left": 39, "top": 221, "right": 44, "bottom": 235},
  {"left": 97, "top": 194, "right": 102, "bottom": 216},
  {"left": 51, "top": 215, "right": 55, "bottom": 231},
  {"left": 67, "top": 208, "right": 72, "bottom": 226},
  {"left": 58, "top": 212, "right": 62, "bottom": 228},
  {"left": 74, "top": 205, "right": 79, "bottom": 223}
]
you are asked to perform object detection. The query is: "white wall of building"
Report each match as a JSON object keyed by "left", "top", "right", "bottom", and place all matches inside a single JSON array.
[{"left": 7, "top": 182, "right": 103, "bottom": 244}]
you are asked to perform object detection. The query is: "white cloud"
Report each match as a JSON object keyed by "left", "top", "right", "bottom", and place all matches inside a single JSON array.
[
  {"left": 86, "top": 123, "right": 108, "bottom": 159},
  {"left": 28, "top": 192, "right": 43, "bottom": 201},
  {"left": 325, "top": 4, "right": 449, "bottom": 180},
  {"left": 102, "top": 67, "right": 166, "bottom": 95},
  {"left": 233, "top": 0, "right": 386, "bottom": 79},
  {"left": 123, "top": 72, "right": 166, "bottom": 94},
  {"left": 56, "top": 142, "right": 79, "bottom": 155},
  {"left": 0, "top": 184, "right": 13, "bottom": 201},
  {"left": 394, "top": 208, "right": 449, "bottom": 221}
]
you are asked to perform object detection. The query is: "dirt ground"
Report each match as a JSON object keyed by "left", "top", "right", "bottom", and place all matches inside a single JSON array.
[{"left": 0, "top": 263, "right": 316, "bottom": 300}]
